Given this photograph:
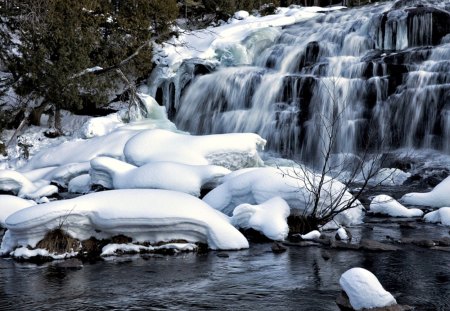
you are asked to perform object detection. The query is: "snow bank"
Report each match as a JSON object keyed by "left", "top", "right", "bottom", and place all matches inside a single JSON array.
[
  {"left": 423, "top": 207, "right": 450, "bottom": 226},
  {"left": 90, "top": 156, "right": 230, "bottom": 196},
  {"left": 370, "top": 195, "right": 423, "bottom": 217},
  {"left": 203, "top": 167, "right": 363, "bottom": 226},
  {"left": 231, "top": 197, "right": 290, "bottom": 241},
  {"left": 124, "top": 129, "right": 266, "bottom": 170},
  {"left": 0, "top": 189, "right": 248, "bottom": 253},
  {"left": 340, "top": 267, "right": 397, "bottom": 310},
  {"left": 0, "top": 195, "right": 35, "bottom": 226},
  {"left": 20, "top": 95, "right": 177, "bottom": 172},
  {"left": 401, "top": 176, "right": 450, "bottom": 207}
]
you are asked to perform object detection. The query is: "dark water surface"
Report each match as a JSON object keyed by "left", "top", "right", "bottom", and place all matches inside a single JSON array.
[{"left": 1, "top": 222, "right": 449, "bottom": 311}]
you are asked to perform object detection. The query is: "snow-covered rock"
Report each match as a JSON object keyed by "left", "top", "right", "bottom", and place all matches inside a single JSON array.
[
  {"left": 231, "top": 197, "right": 290, "bottom": 241},
  {"left": 90, "top": 156, "right": 230, "bottom": 196},
  {"left": 0, "top": 169, "right": 58, "bottom": 200},
  {"left": 339, "top": 267, "right": 397, "bottom": 310},
  {"left": 370, "top": 195, "right": 423, "bottom": 217},
  {"left": 101, "top": 242, "right": 197, "bottom": 257},
  {"left": 401, "top": 176, "right": 450, "bottom": 208},
  {"left": 233, "top": 11, "right": 250, "bottom": 20},
  {"left": 124, "top": 129, "right": 266, "bottom": 170},
  {"left": 79, "top": 113, "right": 123, "bottom": 139},
  {"left": 300, "top": 230, "right": 321, "bottom": 240},
  {"left": 0, "top": 189, "right": 249, "bottom": 254},
  {"left": 336, "top": 227, "right": 350, "bottom": 241},
  {"left": 68, "top": 174, "right": 91, "bottom": 194},
  {"left": 0, "top": 195, "right": 35, "bottom": 226},
  {"left": 43, "top": 162, "right": 91, "bottom": 188},
  {"left": 368, "top": 168, "right": 411, "bottom": 186},
  {"left": 423, "top": 207, "right": 450, "bottom": 226},
  {"left": 203, "top": 167, "right": 363, "bottom": 226}
]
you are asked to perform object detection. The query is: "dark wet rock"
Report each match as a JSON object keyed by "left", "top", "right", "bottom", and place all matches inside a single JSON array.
[
  {"left": 111, "top": 235, "right": 132, "bottom": 244},
  {"left": 399, "top": 222, "right": 417, "bottom": 229},
  {"left": 271, "top": 242, "right": 287, "bottom": 254},
  {"left": 412, "top": 239, "right": 436, "bottom": 248},
  {"left": 53, "top": 258, "right": 83, "bottom": 270},
  {"left": 360, "top": 239, "right": 400, "bottom": 252},
  {"left": 321, "top": 250, "right": 331, "bottom": 261},
  {"left": 336, "top": 289, "right": 413, "bottom": 311},
  {"left": 216, "top": 253, "right": 229, "bottom": 258},
  {"left": 437, "top": 237, "right": 450, "bottom": 246},
  {"left": 283, "top": 240, "right": 321, "bottom": 247},
  {"left": 331, "top": 241, "right": 361, "bottom": 250}
]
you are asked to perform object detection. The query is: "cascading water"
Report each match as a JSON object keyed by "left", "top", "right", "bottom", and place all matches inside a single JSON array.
[{"left": 150, "top": 0, "right": 450, "bottom": 165}]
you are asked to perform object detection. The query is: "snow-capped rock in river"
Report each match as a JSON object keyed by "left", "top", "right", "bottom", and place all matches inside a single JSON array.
[
  {"left": 123, "top": 129, "right": 266, "bottom": 170},
  {"left": 0, "top": 189, "right": 249, "bottom": 254},
  {"left": 339, "top": 267, "right": 397, "bottom": 310},
  {"left": 231, "top": 197, "right": 290, "bottom": 241},
  {"left": 203, "top": 167, "right": 363, "bottom": 227},
  {"left": 401, "top": 175, "right": 450, "bottom": 208},
  {"left": 90, "top": 156, "right": 230, "bottom": 197},
  {"left": 370, "top": 195, "right": 423, "bottom": 217},
  {"left": 423, "top": 207, "right": 450, "bottom": 226},
  {"left": 0, "top": 195, "right": 35, "bottom": 226},
  {"left": 0, "top": 169, "right": 58, "bottom": 200}
]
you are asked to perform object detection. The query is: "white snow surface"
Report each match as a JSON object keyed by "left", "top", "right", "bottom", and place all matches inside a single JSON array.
[
  {"left": 0, "top": 189, "right": 248, "bottom": 254},
  {"left": 423, "top": 207, "right": 450, "bottom": 226},
  {"left": 90, "top": 156, "right": 230, "bottom": 196},
  {"left": 203, "top": 167, "right": 363, "bottom": 226},
  {"left": 124, "top": 129, "right": 266, "bottom": 170},
  {"left": 0, "top": 195, "right": 35, "bottom": 226},
  {"left": 0, "top": 169, "right": 58, "bottom": 199},
  {"left": 340, "top": 267, "right": 397, "bottom": 310},
  {"left": 401, "top": 175, "right": 450, "bottom": 208},
  {"left": 368, "top": 168, "right": 411, "bottom": 186},
  {"left": 231, "top": 197, "right": 290, "bottom": 241},
  {"left": 370, "top": 195, "right": 423, "bottom": 217}
]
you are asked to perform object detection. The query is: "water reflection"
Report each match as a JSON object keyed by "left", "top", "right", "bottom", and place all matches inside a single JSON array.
[{"left": 1, "top": 226, "right": 449, "bottom": 311}]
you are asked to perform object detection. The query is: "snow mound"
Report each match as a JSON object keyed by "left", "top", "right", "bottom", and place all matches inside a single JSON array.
[
  {"left": 300, "top": 230, "right": 321, "bottom": 240},
  {"left": 124, "top": 129, "right": 266, "bottom": 170},
  {"left": 340, "top": 267, "right": 397, "bottom": 310},
  {"left": 370, "top": 195, "right": 423, "bottom": 217},
  {"left": 233, "top": 11, "right": 250, "bottom": 20},
  {"left": 79, "top": 113, "right": 123, "bottom": 139},
  {"left": 231, "top": 197, "right": 290, "bottom": 241},
  {"left": 0, "top": 169, "right": 58, "bottom": 200},
  {"left": 0, "top": 195, "right": 35, "bottom": 226},
  {"left": 68, "top": 174, "right": 91, "bottom": 194},
  {"left": 0, "top": 189, "right": 248, "bottom": 253},
  {"left": 203, "top": 167, "right": 363, "bottom": 227},
  {"left": 401, "top": 176, "right": 450, "bottom": 207},
  {"left": 90, "top": 156, "right": 230, "bottom": 196},
  {"left": 368, "top": 168, "right": 411, "bottom": 186},
  {"left": 423, "top": 207, "right": 450, "bottom": 226}
]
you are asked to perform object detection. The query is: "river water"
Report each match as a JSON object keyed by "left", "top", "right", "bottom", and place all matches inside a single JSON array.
[{"left": 1, "top": 221, "right": 449, "bottom": 311}]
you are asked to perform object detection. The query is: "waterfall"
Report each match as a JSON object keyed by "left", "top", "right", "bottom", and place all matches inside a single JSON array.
[{"left": 150, "top": 0, "right": 450, "bottom": 165}]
